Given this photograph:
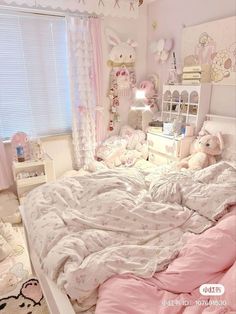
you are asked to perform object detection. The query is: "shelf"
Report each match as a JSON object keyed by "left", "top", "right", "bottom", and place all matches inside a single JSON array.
[
  {"left": 162, "top": 111, "right": 178, "bottom": 114},
  {"left": 16, "top": 175, "right": 47, "bottom": 188},
  {"left": 162, "top": 111, "right": 197, "bottom": 117},
  {"left": 163, "top": 101, "right": 199, "bottom": 106},
  {"left": 163, "top": 101, "right": 179, "bottom": 104},
  {"left": 13, "top": 159, "right": 45, "bottom": 169},
  {"left": 189, "top": 102, "right": 199, "bottom": 106},
  {"left": 161, "top": 84, "right": 211, "bottom": 135},
  {"left": 188, "top": 114, "right": 197, "bottom": 117}
]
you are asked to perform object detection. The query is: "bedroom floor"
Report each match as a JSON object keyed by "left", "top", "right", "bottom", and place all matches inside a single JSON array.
[{"left": 0, "top": 220, "right": 49, "bottom": 314}]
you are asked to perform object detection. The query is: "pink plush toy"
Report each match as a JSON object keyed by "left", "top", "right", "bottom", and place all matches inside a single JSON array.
[{"left": 179, "top": 132, "right": 224, "bottom": 170}]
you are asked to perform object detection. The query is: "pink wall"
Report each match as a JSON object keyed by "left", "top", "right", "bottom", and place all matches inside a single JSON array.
[
  {"left": 102, "top": 4, "right": 148, "bottom": 136},
  {"left": 147, "top": 0, "right": 236, "bottom": 88}
]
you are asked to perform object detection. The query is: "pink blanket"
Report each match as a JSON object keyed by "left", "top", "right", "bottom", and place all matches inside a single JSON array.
[{"left": 96, "top": 207, "right": 236, "bottom": 314}]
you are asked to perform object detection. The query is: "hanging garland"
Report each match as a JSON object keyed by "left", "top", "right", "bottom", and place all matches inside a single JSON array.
[
  {"left": 114, "top": 0, "right": 120, "bottom": 8},
  {"left": 2, "top": 0, "right": 139, "bottom": 18},
  {"left": 106, "top": 28, "right": 137, "bottom": 132}
]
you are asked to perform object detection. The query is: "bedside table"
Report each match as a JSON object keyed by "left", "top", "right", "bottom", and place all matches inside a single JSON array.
[
  {"left": 147, "top": 131, "right": 194, "bottom": 165},
  {"left": 12, "top": 154, "right": 55, "bottom": 204}
]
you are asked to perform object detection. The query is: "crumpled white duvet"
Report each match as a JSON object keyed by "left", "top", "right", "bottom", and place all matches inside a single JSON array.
[{"left": 24, "top": 161, "right": 236, "bottom": 312}]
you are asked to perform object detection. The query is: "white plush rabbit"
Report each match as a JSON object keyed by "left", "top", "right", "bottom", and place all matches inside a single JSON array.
[{"left": 105, "top": 28, "right": 137, "bottom": 65}]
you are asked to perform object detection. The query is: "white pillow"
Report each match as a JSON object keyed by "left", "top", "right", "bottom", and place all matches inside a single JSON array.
[{"left": 221, "top": 134, "right": 236, "bottom": 161}]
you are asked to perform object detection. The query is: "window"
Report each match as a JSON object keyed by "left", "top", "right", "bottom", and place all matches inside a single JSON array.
[{"left": 0, "top": 12, "right": 71, "bottom": 140}]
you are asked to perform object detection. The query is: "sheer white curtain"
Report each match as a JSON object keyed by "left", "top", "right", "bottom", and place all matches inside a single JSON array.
[{"left": 67, "top": 16, "right": 98, "bottom": 169}]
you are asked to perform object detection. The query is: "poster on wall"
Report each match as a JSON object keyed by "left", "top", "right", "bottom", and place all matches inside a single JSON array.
[{"left": 181, "top": 16, "right": 236, "bottom": 85}]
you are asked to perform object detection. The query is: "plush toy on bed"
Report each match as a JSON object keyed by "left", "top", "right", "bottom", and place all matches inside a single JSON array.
[{"left": 178, "top": 131, "right": 224, "bottom": 170}]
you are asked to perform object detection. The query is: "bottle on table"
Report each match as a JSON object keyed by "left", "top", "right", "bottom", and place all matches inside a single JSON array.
[{"left": 16, "top": 145, "right": 25, "bottom": 162}]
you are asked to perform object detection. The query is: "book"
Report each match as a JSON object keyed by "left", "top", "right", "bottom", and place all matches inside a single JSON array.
[
  {"left": 182, "top": 73, "right": 201, "bottom": 79},
  {"left": 183, "top": 65, "right": 202, "bottom": 73},
  {"left": 182, "top": 79, "right": 201, "bottom": 85}
]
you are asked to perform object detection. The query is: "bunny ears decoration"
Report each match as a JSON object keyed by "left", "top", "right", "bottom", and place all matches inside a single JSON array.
[
  {"left": 150, "top": 38, "right": 173, "bottom": 63},
  {"left": 105, "top": 28, "right": 137, "bottom": 48}
]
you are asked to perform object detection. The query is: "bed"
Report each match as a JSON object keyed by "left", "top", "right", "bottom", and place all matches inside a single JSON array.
[{"left": 20, "top": 115, "right": 236, "bottom": 314}]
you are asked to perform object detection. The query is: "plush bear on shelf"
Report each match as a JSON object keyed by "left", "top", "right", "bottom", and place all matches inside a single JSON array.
[{"left": 178, "top": 131, "right": 224, "bottom": 170}]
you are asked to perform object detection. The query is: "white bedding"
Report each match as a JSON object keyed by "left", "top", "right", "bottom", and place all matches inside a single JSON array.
[{"left": 24, "top": 161, "right": 236, "bottom": 312}]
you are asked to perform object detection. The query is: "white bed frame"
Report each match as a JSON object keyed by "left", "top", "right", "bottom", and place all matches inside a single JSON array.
[
  {"left": 19, "top": 206, "right": 76, "bottom": 314},
  {"left": 19, "top": 113, "right": 236, "bottom": 314}
]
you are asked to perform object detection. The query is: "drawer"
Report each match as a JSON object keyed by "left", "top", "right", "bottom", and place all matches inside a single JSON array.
[
  {"left": 147, "top": 132, "right": 180, "bottom": 158},
  {"left": 148, "top": 148, "right": 175, "bottom": 165}
]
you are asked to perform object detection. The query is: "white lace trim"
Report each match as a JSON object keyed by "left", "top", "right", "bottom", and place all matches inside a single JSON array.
[{"left": 0, "top": 0, "right": 139, "bottom": 18}]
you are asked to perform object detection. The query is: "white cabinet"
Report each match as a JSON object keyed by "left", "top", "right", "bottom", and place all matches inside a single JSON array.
[
  {"left": 147, "top": 132, "right": 194, "bottom": 165},
  {"left": 161, "top": 84, "right": 212, "bottom": 134},
  {"left": 12, "top": 154, "right": 55, "bottom": 204}
]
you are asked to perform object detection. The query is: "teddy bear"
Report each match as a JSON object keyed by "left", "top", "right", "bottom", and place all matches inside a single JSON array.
[{"left": 178, "top": 132, "right": 224, "bottom": 170}]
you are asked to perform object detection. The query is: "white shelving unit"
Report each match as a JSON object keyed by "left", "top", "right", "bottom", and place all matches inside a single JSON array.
[
  {"left": 147, "top": 84, "right": 212, "bottom": 165},
  {"left": 12, "top": 154, "right": 55, "bottom": 204},
  {"left": 161, "top": 84, "right": 212, "bottom": 134}
]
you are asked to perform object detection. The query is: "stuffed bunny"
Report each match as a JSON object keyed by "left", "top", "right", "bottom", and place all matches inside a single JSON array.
[{"left": 178, "top": 132, "right": 224, "bottom": 170}]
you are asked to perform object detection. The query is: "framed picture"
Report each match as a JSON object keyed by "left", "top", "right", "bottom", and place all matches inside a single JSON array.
[{"left": 181, "top": 16, "right": 236, "bottom": 85}]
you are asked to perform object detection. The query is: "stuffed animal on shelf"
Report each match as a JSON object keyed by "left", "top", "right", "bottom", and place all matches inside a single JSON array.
[{"left": 178, "top": 132, "right": 224, "bottom": 170}]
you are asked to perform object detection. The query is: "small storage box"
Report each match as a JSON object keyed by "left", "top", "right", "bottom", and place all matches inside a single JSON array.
[{"left": 163, "top": 122, "right": 174, "bottom": 136}]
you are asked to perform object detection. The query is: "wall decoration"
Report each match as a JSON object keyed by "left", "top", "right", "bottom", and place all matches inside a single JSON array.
[
  {"left": 114, "top": 0, "right": 120, "bottom": 8},
  {"left": 150, "top": 38, "right": 173, "bottom": 63},
  {"left": 98, "top": 0, "right": 105, "bottom": 6},
  {"left": 151, "top": 21, "right": 158, "bottom": 31},
  {"left": 182, "top": 16, "right": 236, "bottom": 84},
  {"left": 0, "top": 0, "right": 139, "bottom": 18},
  {"left": 106, "top": 28, "right": 137, "bottom": 132}
]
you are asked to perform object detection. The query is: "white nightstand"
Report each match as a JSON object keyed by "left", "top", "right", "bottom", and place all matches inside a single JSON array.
[
  {"left": 147, "top": 131, "right": 194, "bottom": 165},
  {"left": 12, "top": 154, "right": 55, "bottom": 204}
]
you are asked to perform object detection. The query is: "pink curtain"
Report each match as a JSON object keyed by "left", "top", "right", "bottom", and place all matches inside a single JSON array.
[
  {"left": 90, "top": 18, "right": 105, "bottom": 146},
  {"left": 0, "top": 138, "right": 12, "bottom": 190}
]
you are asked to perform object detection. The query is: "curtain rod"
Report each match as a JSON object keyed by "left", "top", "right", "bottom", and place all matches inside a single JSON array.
[{"left": 0, "top": 5, "right": 100, "bottom": 19}]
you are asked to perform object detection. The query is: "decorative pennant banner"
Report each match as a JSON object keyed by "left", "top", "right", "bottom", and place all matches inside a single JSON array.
[
  {"left": 98, "top": 0, "right": 105, "bottom": 7},
  {"left": 0, "top": 0, "right": 140, "bottom": 18}
]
